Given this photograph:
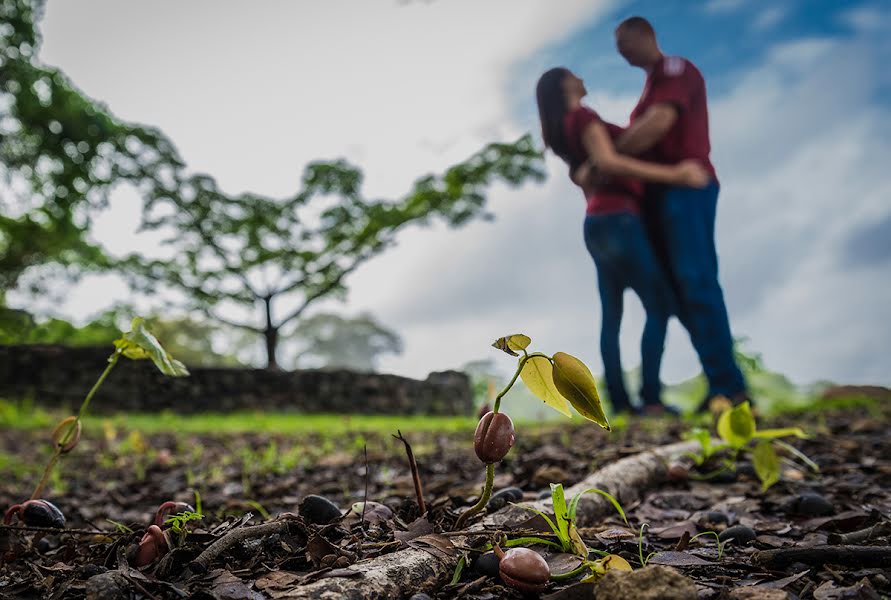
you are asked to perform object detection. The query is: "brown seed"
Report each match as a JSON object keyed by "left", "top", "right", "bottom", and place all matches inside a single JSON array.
[
  {"left": 498, "top": 547, "right": 550, "bottom": 593},
  {"left": 473, "top": 412, "right": 515, "bottom": 463}
]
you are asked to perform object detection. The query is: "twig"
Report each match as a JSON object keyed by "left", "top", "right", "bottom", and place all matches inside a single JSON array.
[
  {"left": 121, "top": 573, "right": 161, "bottom": 600},
  {"left": 753, "top": 545, "right": 891, "bottom": 569},
  {"left": 393, "top": 430, "right": 426, "bottom": 515},
  {"left": 0, "top": 524, "right": 127, "bottom": 536},
  {"left": 361, "top": 444, "right": 369, "bottom": 533},
  {"left": 189, "top": 519, "right": 299, "bottom": 573},
  {"left": 827, "top": 521, "right": 891, "bottom": 545}
]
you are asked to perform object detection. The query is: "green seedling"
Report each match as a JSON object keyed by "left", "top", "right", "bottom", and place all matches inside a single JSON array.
[
  {"left": 163, "top": 491, "right": 204, "bottom": 546},
  {"left": 716, "top": 402, "right": 814, "bottom": 491},
  {"left": 515, "top": 483, "right": 627, "bottom": 557},
  {"left": 28, "top": 318, "right": 188, "bottom": 500},
  {"left": 455, "top": 334, "right": 610, "bottom": 529},
  {"left": 681, "top": 402, "right": 816, "bottom": 491},
  {"left": 638, "top": 523, "right": 656, "bottom": 567},
  {"left": 689, "top": 531, "right": 729, "bottom": 560},
  {"left": 455, "top": 484, "right": 629, "bottom": 585},
  {"left": 4, "top": 318, "right": 187, "bottom": 528}
]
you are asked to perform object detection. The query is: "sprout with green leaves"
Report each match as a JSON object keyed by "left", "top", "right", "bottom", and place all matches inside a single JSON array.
[
  {"left": 4, "top": 318, "right": 188, "bottom": 525},
  {"left": 455, "top": 334, "right": 609, "bottom": 529},
  {"left": 683, "top": 402, "right": 816, "bottom": 491}
]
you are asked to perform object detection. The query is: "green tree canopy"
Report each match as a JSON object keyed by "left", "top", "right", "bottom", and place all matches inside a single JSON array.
[
  {"left": 123, "top": 137, "right": 544, "bottom": 368},
  {"left": 0, "top": 0, "right": 184, "bottom": 290}
]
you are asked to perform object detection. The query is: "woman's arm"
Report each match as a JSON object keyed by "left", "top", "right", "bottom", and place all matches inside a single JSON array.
[{"left": 578, "top": 121, "right": 707, "bottom": 187}]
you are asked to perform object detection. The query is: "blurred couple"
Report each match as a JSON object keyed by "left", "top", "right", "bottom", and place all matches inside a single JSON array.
[{"left": 536, "top": 16, "right": 749, "bottom": 416}]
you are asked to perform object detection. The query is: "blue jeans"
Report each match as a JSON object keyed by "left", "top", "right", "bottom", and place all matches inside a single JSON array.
[
  {"left": 653, "top": 181, "right": 747, "bottom": 398},
  {"left": 583, "top": 213, "right": 676, "bottom": 411}
]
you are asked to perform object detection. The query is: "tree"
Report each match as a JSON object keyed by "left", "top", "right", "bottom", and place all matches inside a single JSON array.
[
  {"left": 124, "top": 137, "right": 544, "bottom": 369},
  {"left": 290, "top": 312, "right": 402, "bottom": 372},
  {"left": 0, "top": 0, "right": 184, "bottom": 290}
]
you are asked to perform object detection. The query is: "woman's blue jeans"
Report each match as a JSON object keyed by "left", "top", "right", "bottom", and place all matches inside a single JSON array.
[{"left": 583, "top": 212, "right": 676, "bottom": 411}]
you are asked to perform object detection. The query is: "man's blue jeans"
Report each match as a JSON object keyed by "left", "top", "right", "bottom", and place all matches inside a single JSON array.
[
  {"left": 583, "top": 213, "right": 675, "bottom": 411},
  {"left": 654, "top": 181, "right": 746, "bottom": 398}
]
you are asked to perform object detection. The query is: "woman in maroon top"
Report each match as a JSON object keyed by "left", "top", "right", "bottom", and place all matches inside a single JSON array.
[{"left": 536, "top": 67, "right": 708, "bottom": 415}]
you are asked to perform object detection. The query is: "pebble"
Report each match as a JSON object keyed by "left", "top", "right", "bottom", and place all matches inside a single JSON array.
[
  {"left": 409, "top": 594, "right": 433, "bottom": 600},
  {"left": 719, "top": 525, "right": 756, "bottom": 545},
  {"left": 298, "top": 495, "right": 342, "bottom": 525},
  {"left": 793, "top": 492, "right": 834, "bottom": 516},
  {"left": 486, "top": 487, "right": 524, "bottom": 511},
  {"left": 472, "top": 551, "right": 501, "bottom": 578}
]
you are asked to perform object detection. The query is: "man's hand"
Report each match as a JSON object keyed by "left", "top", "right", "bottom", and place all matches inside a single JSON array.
[{"left": 675, "top": 160, "right": 710, "bottom": 188}]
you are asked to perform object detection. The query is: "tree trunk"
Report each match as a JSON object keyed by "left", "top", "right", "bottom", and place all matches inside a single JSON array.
[{"left": 263, "top": 296, "right": 279, "bottom": 369}]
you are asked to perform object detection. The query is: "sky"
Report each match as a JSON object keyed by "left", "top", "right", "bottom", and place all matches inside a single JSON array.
[{"left": 14, "top": 0, "right": 891, "bottom": 388}]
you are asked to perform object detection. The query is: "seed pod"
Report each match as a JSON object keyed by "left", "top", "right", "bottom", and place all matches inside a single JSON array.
[
  {"left": 473, "top": 412, "right": 515, "bottom": 463},
  {"left": 51, "top": 417, "right": 82, "bottom": 453},
  {"left": 134, "top": 525, "right": 170, "bottom": 567},
  {"left": 154, "top": 501, "right": 196, "bottom": 527},
  {"left": 497, "top": 547, "right": 550, "bottom": 593},
  {"left": 3, "top": 499, "right": 67, "bottom": 528}
]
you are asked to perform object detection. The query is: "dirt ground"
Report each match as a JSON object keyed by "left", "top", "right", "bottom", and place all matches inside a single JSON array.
[{"left": 1, "top": 402, "right": 889, "bottom": 599}]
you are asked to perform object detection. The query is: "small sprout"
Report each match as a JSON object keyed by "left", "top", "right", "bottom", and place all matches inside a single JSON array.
[
  {"left": 51, "top": 417, "right": 82, "bottom": 454},
  {"left": 474, "top": 412, "right": 515, "bottom": 463},
  {"left": 495, "top": 546, "right": 550, "bottom": 593},
  {"left": 154, "top": 501, "right": 195, "bottom": 528},
  {"left": 3, "top": 499, "right": 66, "bottom": 528},
  {"left": 134, "top": 524, "right": 170, "bottom": 567}
]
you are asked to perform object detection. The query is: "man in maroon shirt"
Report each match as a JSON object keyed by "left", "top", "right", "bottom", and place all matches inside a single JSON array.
[{"left": 612, "top": 16, "right": 748, "bottom": 410}]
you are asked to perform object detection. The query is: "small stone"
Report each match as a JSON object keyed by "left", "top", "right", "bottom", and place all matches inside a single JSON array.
[
  {"left": 86, "top": 571, "right": 131, "bottom": 600},
  {"left": 487, "top": 487, "right": 524, "bottom": 512},
  {"left": 531, "top": 465, "right": 570, "bottom": 488},
  {"left": 299, "top": 495, "right": 342, "bottom": 525},
  {"left": 596, "top": 565, "right": 696, "bottom": 600},
  {"left": 793, "top": 492, "right": 834, "bottom": 517},
  {"left": 699, "top": 511, "right": 729, "bottom": 530},
  {"left": 409, "top": 594, "right": 433, "bottom": 600},
  {"left": 472, "top": 551, "right": 500, "bottom": 578},
  {"left": 667, "top": 463, "right": 690, "bottom": 482},
  {"left": 719, "top": 525, "right": 756, "bottom": 545}
]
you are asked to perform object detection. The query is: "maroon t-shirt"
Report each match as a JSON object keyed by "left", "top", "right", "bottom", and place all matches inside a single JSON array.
[
  {"left": 630, "top": 55, "right": 717, "bottom": 181},
  {"left": 563, "top": 106, "right": 642, "bottom": 215}
]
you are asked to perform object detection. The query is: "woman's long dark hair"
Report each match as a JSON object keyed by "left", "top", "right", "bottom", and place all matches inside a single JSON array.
[{"left": 536, "top": 67, "right": 572, "bottom": 165}]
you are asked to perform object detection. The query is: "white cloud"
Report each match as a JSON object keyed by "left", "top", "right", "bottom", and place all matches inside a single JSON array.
[
  {"left": 752, "top": 6, "right": 787, "bottom": 31},
  {"left": 704, "top": 0, "right": 745, "bottom": 15}
]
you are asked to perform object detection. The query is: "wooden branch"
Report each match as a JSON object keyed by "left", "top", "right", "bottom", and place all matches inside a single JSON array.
[
  {"left": 203, "top": 309, "right": 261, "bottom": 334},
  {"left": 276, "top": 254, "right": 369, "bottom": 329},
  {"left": 189, "top": 520, "right": 298, "bottom": 574},
  {"left": 271, "top": 439, "right": 701, "bottom": 599}
]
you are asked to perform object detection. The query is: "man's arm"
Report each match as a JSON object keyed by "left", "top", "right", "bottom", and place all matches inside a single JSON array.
[{"left": 614, "top": 103, "right": 678, "bottom": 156}]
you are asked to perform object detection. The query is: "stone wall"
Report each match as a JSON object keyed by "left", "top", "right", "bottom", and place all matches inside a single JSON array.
[{"left": 0, "top": 345, "right": 473, "bottom": 415}]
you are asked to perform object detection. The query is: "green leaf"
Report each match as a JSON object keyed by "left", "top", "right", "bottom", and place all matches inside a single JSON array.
[
  {"left": 491, "top": 334, "right": 532, "bottom": 356},
  {"left": 752, "top": 427, "right": 808, "bottom": 440},
  {"left": 113, "top": 317, "right": 190, "bottom": 377},
  {"left": 753, "top": 439, "right": 781, "bottom": 491},
  {"left": 773, "top": 439, "right": 819, "bottom": 473},
  {"left": 551, "top": 352, "right": 610, "bottom": 430},
  {"left": 550, "top": 484, "right": 571, "bottom": 547},
  {"left": 520, "top": 356, "right": 571, "bottom": 417},
  {"left": 503, "top": 536, "right": 564, "bottom": 549},
  {"left": 568, "top": 487, "right": 628, "bottom": 527},
  {"left": 716, "top": 402, "right": 756, "bottom": 449}
]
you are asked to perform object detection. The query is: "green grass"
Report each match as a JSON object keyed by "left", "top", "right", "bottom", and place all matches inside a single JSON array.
[{"left": 0, "top": 398, "right": 484, "bottom": 436}]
